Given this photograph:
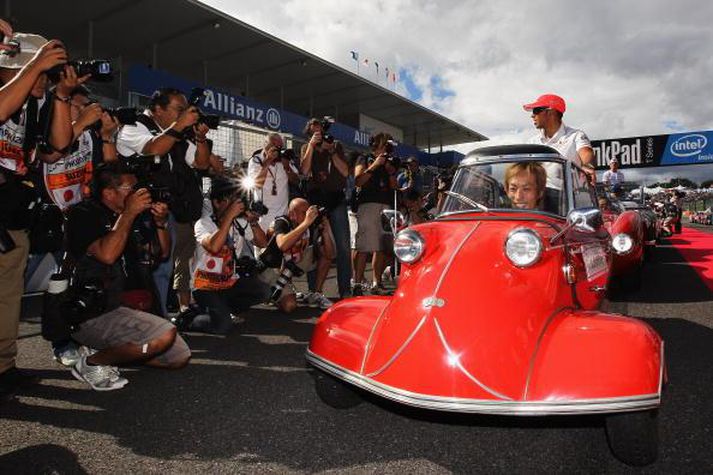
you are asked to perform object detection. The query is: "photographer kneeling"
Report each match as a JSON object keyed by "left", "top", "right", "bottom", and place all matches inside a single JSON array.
[
  {"left": 186, "top": 176, "right": 277, "bottom": 334},
  {"left": 65, "top": 162, "right": 190, "bottom": 391},
  {"left": 261, "top": 198, "right": 335, "bottom": 310}
]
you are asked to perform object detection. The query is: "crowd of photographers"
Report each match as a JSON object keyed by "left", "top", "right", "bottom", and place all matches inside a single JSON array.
[{"left": 0, "top": 25, "right": 438, "bottom": 396}]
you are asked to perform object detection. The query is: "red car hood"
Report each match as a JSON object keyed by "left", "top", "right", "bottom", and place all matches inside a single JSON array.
[{"left": 360, "top": 217, "right": 570, "bottom": 401}]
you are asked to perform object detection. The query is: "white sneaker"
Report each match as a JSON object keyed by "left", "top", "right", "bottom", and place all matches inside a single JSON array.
[
  {"left": 72, "top": 354, "right": 128, "bottom": 391},
  {"left": 308, "top": 292, "right": 333, "bottom": 310},
  {"left": 303, "top": 292, "right": 318, "bottom": 307}
]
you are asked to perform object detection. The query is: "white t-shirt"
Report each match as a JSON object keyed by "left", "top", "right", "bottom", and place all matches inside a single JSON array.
[
  {"left": 116, "top": 111, "right": 196, "bottom": 167},
  {"left": 529, "top": 123, "right": 591, "bottom": 189},
  {"left": 191, "top": 200, "right": 254, "bottom": 291},
  {"left": 602, "top": 170, "right": 625, "bottom": 187},
  {"left": 43, "top": 129, "right": 94, "bottom": 210},
  {"left": 246, "top": 152, "right": 297, "bottom": 230}
]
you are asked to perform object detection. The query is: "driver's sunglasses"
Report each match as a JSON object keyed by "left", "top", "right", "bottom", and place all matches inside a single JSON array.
[{"left": 532, "top": 107, "right": 549, "bottom": 115}]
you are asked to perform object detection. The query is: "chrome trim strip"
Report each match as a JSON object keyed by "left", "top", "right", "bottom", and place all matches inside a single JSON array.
[
  {"left": 364, "top": 315, "right": 428, "bottom": 378},
  {"left": 433, "top": 223, "right": 479, "bottom": 294},
  {"left": 432, "top": 317, "right": 513, "bottom": 401},
  {"left": 522, "top": 307, "right": 572, "bottom": 400},
  {"left": 658, "top": 343, "right": 665, "bottom": 395},
  {"left": 359, "top": 303, "right": 391, "bottom": 375},
  {"left": 307, "top": 351, "right": 661, "bottom": 416}
]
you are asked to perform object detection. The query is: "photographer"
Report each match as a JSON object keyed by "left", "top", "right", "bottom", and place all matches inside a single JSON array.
[
  {"left": 261, "top": 198, "right": 335, "bottom": 310},
  {"left": 63, "top": 162, "right": 188, "bottom": 391},
  {"left": 0, "top": 32, "right": 80, "bottom": 398},
  {"left": 246, "top": 133, "right": 299, "bottom": 230},
  {"left": 352, "top": 133, "right": 398, "bottom": 296},
  {"left": 300, "top": 118, "right": 351, "bottom": 299},
  {"left": 117, "top": 87, "right": 210, "bottom": 316},
  {"left": 397, "top": 156, "right": 423, "bottom": 194},
  {"left": 184, "top": 175, "right": 280, "bottom": 334}
]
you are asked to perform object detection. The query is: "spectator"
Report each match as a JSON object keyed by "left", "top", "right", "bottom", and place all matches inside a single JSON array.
[
  {"left": 117, "top": 87, "right": 210, "bottom": 316},
  {"left": 397, "top": 156, "right": 423, "bottom": 194},
  {"left": 353, "top": 133, "right": 397, "bottom": 295},
  {"left": 400, "top": 189, "right": 430, "bottom": 225},
  {"left": 247, "top": 133, "right": 299, "bottom": 232},
  {"left": 602, "top": 158, "right": 624, "bottom": 189},
  {"left": 300, "top": 118, "right": 351, "bottom": 298},
  {"left": 523, "top": 94, "right": 595, "bottom": 188},
  {"left": 261, "top": 198, "right": 335, "bottom": 309},
  {"left": 186, "top": 176, "right": 284, "bottom": 334},
  {"left": 65, "top": 162, "right": 189, "bottom": 391},
  {"left": 0, "top": 31, "right": 77, "bottom": 399},
  {"left": 504, "top": 162, "right": 547, "bottom": 210}
]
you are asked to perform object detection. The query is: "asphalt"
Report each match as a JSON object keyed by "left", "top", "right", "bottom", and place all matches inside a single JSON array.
[{"left": 1, "top": 225, "right": 712, "bottom": 474}]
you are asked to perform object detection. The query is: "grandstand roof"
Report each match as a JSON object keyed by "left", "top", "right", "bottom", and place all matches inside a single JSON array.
[{"left": 10, "top": 0, "right": 487, "bottom": 148}]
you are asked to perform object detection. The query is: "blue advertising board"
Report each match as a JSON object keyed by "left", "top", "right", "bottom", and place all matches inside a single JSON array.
[
  {"left": 592, "top": 130, "right": 713, "bottom": 170},
  {"left": 127, "top": 64, "right": 426, "bottom": 158}
]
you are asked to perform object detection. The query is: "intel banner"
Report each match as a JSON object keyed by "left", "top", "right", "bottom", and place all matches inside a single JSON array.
[
  {"left": 127, "top": 64, "right": 417, "bottom": 155},
  {"left": 592, "top": 130, "right": 713, "bottom": 170}
]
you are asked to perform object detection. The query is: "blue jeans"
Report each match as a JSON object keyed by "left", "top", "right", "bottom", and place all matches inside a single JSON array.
[
  {"left": 307, "top": 203, "right": 352, "bottom": 297},
  {"left": 152, "top": 214, "right": 177, "bottom": 316}
]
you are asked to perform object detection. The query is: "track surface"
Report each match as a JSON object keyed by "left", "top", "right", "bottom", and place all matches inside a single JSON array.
[{"left": 1, "top": 226, "right": 712, "bottom": 474}]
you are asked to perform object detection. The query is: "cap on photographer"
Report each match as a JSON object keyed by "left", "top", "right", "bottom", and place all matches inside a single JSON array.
[
  {"left": 116, "top": 87, "right": 211, "bottom": 316},
  {"left": 246, "top": 132, "right": 299, "bottom": 230},
  {"left": 0, "top": 29, "right": 87, "bottom": 398},
  {"left": 184, "top": 175, "right": 283, "bottom": 334}
]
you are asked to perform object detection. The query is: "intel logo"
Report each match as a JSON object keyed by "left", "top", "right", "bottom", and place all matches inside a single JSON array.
[{"left": 671, "top": 134, "right": 707, "bottom": 157}]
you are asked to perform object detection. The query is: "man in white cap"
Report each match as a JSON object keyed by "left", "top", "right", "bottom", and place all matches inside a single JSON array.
[
  {"left": 523, "top": 93, "right": 596, "bottom": 188},
  {"left": 602, "top": 158, "right": 625, "bottom": 189},
  {"left": 0, "top": 27, "right": 83, "bottom": 400}
]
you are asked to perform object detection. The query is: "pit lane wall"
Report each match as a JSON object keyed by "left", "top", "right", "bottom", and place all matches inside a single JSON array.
[{"left": 592, "top": 130, "right": 713, "bottom": 170}]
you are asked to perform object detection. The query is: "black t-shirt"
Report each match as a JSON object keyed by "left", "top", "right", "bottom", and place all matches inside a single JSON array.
[
  {"left": 356, "top": 155, "right": 393, "bottom": 205},
  {"left": 66, "top": 200, "right": 127, "bottom": 311}
]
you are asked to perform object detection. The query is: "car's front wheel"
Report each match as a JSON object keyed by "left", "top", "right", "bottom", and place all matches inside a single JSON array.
[
  {"left": 605, "top": 409, "right": 659, "bottom": 466},
  {"left": 314, "top": 371, "right": 363, "bottom": 409}
]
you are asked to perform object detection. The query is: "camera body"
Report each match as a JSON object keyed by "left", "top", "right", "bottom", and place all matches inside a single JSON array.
[
  {"left": 234, "top": 254, "right": 266, "bottom": 278},
  {"left": 247, "top": 200, "right": 269, "bottom": 217},
  {"left": 90, "top": 105, "right": 140, "bottom": 131},
  {"left": 47, "top": 59, "right": 113, "bottom": 83},
  {"left": 60, "top": 281, "right": 107, "bottom": 324},
  {"left": 319, "top": 116, "right": 335, "bottom": 144},
  {"left": 188, "top": 87, "right": 221, "bottom": 131}
]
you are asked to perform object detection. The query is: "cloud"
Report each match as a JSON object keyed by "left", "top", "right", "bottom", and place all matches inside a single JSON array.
[{"left": 201, "top": 0, "right": 713, "bottom": 183}]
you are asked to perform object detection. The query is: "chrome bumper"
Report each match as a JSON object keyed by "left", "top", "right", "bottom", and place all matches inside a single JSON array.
[{"left": 306, "top": 350, "right": 662, "bottom": 416}]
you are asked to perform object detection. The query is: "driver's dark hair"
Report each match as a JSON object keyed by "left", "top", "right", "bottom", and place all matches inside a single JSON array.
[
  {"left": 92, "top": 161, "right": 133, "bottom": 198},
  {"left": 149, "top": 87, "right": 184, "bottom": 112}
]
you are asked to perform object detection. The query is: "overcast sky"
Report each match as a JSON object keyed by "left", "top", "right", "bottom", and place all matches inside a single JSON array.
[{"left": 202, "top": 0, "right": 713, "bottom": 184}]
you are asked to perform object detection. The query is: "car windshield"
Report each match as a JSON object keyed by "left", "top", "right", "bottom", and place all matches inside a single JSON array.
[{"left": 440, "top": 159, "right": 566, "bottom": 216}]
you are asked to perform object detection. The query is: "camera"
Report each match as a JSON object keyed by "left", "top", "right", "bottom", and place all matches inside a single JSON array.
[
  {"left": 59, "top": 281, "right": 107, "bottom": 325},
  {"left": 269, "top": 260, "right": 304, "bottom": 302},
  {"left": 234, "top": 255, "right": 266, "bottom": 278},
  {"left": 47, "top": 59, "right": 113, "bottom": 83},
  {"left": 147, "top": 184, "right": 171, "bottom": 204},
  {"left": 319, "top": 116, "right": 335, "bottom": 144},
  {"left": 278, "top": 148, "right": 296, "bottom": 161},
  {"left": 188, "top": 87, "right": 222, "bottom": 130},
  {"left": 247, "top": 200, "right": 269, "bottom": 217},
  {"left": 90, "top": 104, "right": 140, "bottom": 131}
]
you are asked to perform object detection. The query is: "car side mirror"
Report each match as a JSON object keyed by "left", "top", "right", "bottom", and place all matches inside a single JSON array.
[
  {"left": 566, "top": 207, "right": 603, "bottom": 233},
  {"left": 381, "top": 209, "right": 405, "bottom": 233}
]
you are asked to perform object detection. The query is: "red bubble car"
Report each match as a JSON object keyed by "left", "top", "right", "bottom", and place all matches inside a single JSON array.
[{"left": 307, "top": 145, "right": 665, "bottom": 466}]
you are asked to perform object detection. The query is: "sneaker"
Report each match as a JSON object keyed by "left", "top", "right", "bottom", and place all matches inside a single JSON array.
[
  {"left": 381, "top": 266, "right": 393, "bottom": 284},
  {"left": 79, "top": 347, "right": 127, "bottom": 387},
  {"left": 370, "top": 283, "right": 389, "bottom": 296},
  {"left": 295, "top": 292, "right": 307, "bottom": 303},
  {"left": 351, "top": 280, "right": 367, "bottom": 297},
  {"left": 71, "top": 355, "right": 128, "bottom": 391},
  {"left": 53, "top": 341, "right": 81, "bottom": 367},
  {"left": 307, "top": 292, "right": 333, "bottom": 310}
]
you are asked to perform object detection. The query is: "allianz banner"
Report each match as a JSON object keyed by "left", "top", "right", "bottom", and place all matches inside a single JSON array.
[
  {"left": 126, "top": 64, "right": 419, "bottom": 156},
  {"left": 592, "top": 130, "right": 713, "bottom": 170}
]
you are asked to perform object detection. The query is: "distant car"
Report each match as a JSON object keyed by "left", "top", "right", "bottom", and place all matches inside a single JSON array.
[
  {"left": 596, "top": 190, "right": 650, "bottom": 289},
  {"left": 307, "top": 145, "right": 665, "bottom": 467}
]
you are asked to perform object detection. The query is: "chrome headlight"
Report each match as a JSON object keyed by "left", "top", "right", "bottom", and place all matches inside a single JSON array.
[
  {"left": 393, "top": 229, "right": 425, "bottom": 264},
  {"left": 612, "top": 233, "right": 633, "bottom": 254},
  {"left": 505, "top": 228, "right": 543, "bottom": 267}
]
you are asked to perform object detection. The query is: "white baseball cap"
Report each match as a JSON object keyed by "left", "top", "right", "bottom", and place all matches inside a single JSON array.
[{"left": 0, "top": 32, "right": 49, "bottom": 69}]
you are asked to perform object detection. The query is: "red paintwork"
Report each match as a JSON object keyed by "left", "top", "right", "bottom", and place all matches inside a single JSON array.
[
  {"left": 602, "top": 209, "right": 646, "bottom": 277},
  {"left": 309, "top": 211, "right": 664, "bottom": 411}
]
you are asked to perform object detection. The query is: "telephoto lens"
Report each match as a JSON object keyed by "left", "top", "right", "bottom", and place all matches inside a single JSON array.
[{"left": 269, "top": 260, "right": 304, "bottom": 302}]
